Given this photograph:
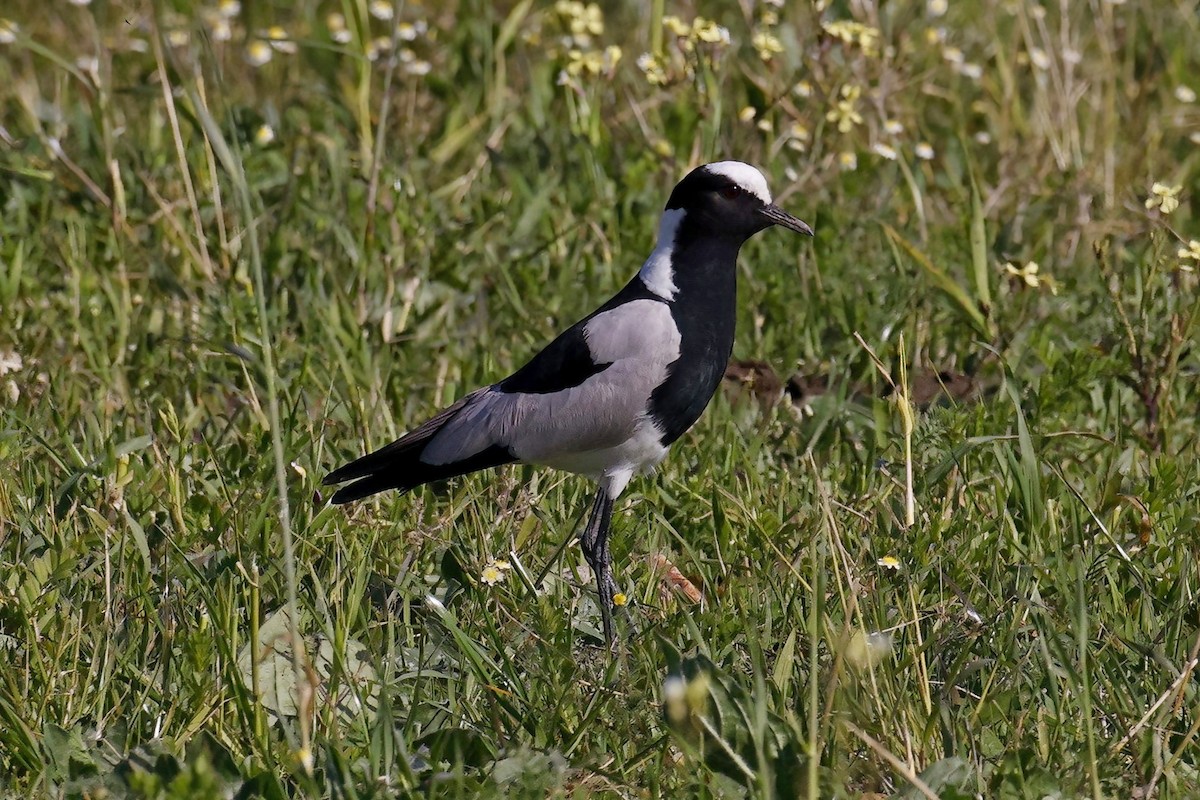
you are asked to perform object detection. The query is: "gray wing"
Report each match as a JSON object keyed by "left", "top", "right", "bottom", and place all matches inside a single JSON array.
[
  {"left": 324, "top": 297, "right": 681, "bottom": 499},
  {"left": 424, "top": 298, "right": 681, "bottom": 469}
]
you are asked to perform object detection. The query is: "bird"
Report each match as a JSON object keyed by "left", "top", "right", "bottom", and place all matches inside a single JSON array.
[{"left": 324, "top": 161, "right": 813, "bottom": 645}]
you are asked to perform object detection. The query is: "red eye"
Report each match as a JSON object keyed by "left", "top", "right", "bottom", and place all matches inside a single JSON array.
[{"left": 720, "top": 186, "right": 741, "bottom": 200}]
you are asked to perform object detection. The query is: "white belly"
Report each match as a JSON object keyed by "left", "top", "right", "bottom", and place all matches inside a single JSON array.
[{"left": 530, "top": 416, "right": 669, "bottom": 496}]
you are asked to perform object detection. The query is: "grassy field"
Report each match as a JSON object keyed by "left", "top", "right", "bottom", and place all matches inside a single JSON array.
[{"left": 2, "top": 0, "right": 1199, "bottom": 796}]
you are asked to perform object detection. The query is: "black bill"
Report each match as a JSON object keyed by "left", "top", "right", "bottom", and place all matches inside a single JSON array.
[{"left": 758, "top": 204, "right": 814, "bottom": 236}]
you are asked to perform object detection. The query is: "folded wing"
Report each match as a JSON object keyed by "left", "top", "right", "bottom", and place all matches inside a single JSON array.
[{"left": 323, "top": 296, "right": 681, "bottom": 503}]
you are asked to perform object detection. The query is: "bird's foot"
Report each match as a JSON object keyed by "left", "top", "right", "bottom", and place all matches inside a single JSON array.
[
  {"left": 579, "top": 489, "right": 618, "bottom": 649},
  {"left": 595, "top": 564, "right": 617, "bottom": 647},
  {"left": 581, "top": 543, "right": 619, "bottom": 647}
]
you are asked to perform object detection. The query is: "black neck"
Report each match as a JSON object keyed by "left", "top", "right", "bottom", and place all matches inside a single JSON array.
[
  {"left": 668, "top": 223, "right": 743, "bottom": 309},
  {"left": 646, "top": 223, "right": 744, "bottom": 445}
]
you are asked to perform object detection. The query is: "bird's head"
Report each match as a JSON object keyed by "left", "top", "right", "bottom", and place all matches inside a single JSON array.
[{"left": 665, "top": 161, "right": 813, "bottom": 240}]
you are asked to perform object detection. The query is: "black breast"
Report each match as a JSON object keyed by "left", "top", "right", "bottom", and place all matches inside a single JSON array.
[{"left": 647, "top": 237, "right": 740, "bottom": 445}]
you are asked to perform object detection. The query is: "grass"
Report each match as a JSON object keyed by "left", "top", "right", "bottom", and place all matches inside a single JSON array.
[{"left": 1, "top": 0, "right": 1199, "bottom": 796}]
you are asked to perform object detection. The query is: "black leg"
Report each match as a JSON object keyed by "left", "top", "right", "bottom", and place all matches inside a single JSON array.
[{"left": 579, "top": 488, "right": 617, "bottom": 646}]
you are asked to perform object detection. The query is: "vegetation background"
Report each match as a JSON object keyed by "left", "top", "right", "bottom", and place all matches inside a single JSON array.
[{"left": 1, "top": 0, "right": 1198, "bottom": 796}]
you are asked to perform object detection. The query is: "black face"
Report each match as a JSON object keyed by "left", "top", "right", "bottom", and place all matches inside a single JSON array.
[{"left": 665, "top": 166, "right": 814, "bottom": 240}]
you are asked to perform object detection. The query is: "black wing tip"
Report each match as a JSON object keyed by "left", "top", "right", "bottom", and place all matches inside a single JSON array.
[
  {"left": 323, "top": 455, "right": 375, "bottom": 486},
  {"left": 328, "top": 485, "right": 358, "bottom": 504},
  {"left": 327, "top": 478, "right": 378, "bottom": 504},
  {"left": 323, "top": 464, "right": 378, "bottom": 501},
  {"left": 329, "top": 477, "right": 416, "bottom": 505}
]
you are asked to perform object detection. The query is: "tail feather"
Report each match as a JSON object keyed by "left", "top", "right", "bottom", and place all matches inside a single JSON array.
[
  {"left": 324, "top": 389, "right": 516, "bottom": 504},
  {"left": 324, "top": 391, "right": 483, "bottom": 485},
  {"left": 328, "top": 444, "right": 515, "bottom": 504}
]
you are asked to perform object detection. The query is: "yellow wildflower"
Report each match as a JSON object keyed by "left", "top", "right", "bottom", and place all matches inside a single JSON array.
[
  {"left": 1178, "top": 240, "right": 1200, "bottom": 271},
  {"left": 368, "top": 36, "right": 393, "bottom": 60},
  {"left": 1004, "top": 261, "right": 1058, "bottom": 294},
  {"left": 752, "top": 30, "right": 784, "bottom": 61},
  {"left": 369, "top": 0, "right": 393, "bottom": 21},
  {"left": 480, "top": 558, "right": 512, "bottom": 587},
  {"left": 266, "top": 26, "right": 297, "bottom": 53},
  {"left": 662, "top": 676, "right": 687, "bottom": 724},
  {"left": 637, "top": 52, "right": 668, "bottom": 85},
  {"left": 821, "top": 19, "right": 880, "bottom": 55},
  {"left": 877, "top": 555, "right": 901, "bottom": 570},
  {"left": 871, "top": 142, "right": 898, "bottom": 160},
  {"left": 1146, "top": 182, "right": 1181, "bottom": 214},
  {"left": 826, "top": 84, "right": 863, "bottom": 132},
  {"left": 787, "top": 123, "right": 810, "bottom": 152},
  {"left": 565, "top": 49, "right": 596, "bottom": 75},
  {"left": 693, "top": 17, "right": 730, "bottom": 45},
  {"left": 664, "top": 671, "right": 711, "bottom": 725},
  {"left": 327, "top": 13, "right": 353, "bottom": 44},
  {"left": 245, "top": 40, "right": 272, "bottom": 66},
  {"left": 662, "top": 15, "right": 690, "bottom": 37},
  {"left": 1005, "top": 261, "right": 1040, "bottom": 287},
  {"left": 568, "top": 3, "right": 603, "bottom": 38},
  {"left": 565, "top": 45, "right": 619, "bottom": 77},
  {"left": 209, "top": 18, "right": 232, "bottom": 42},
  {"left": 396, "top": 22, "right": 418, "bottom": 42}
]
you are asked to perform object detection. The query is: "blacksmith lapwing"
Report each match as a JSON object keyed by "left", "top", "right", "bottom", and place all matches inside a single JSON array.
[{"left": 324, "top": 161, "right": 813, "bottom": 645}]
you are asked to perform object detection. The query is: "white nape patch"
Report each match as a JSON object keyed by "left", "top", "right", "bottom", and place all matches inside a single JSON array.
[
  {"left": 638, "top": 207, "right": 685, "bottom": 300},
  {"left": 704, "top": 161, "right": 772, "bottom": 204}
]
